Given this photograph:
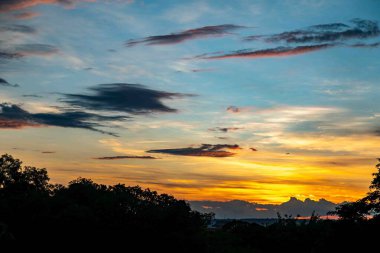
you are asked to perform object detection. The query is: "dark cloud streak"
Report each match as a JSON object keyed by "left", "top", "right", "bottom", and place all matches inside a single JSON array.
[
  {"left": 0, "top": 103, "right": 127, "bottom": 136},
  {"left": 349, "top": 41, "right": 380, "bottom": 48},
  {"left": 0, "top": 24, "right": 36, "bottom": 33},
  {"left": 226, "top": 106, "right": 241, "bottom": 113},
  {"left": 0, "top": 78, "right": 19, "bottom": 87},
  {"left": 0, "top": 51, "right": 22, "bottom": 60},
  {"left": 147, "top": 144, "right": 241, "bottom": 158},
  {"left": 62, "top": 83, "right": 193, "bottom": 115},
  {"left": 14, "top": 44, "right": 59, "bottom": 56},
  {"left": 22, "top": 94, "right": 42, "bottom": 98},
  {"left": 209, "top": 127, "right": 242, "bottom": 133},
  {"left": 245, "top": 19, "right": 379, "bottom": 44},
  {"left": 201, "top": 44, "right": 335, "bottom": 59},
  {"left": 126, "top": 24, "right": 245, "bottom": 46},
  {"left": 0, "top": 44, "right": 58, "bottom": 62},
  {"left": 94, "top": 155, "right": 158, "bottom": 160}
]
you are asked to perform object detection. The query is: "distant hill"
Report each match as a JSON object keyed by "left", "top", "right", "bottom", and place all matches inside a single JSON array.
[{"left": 189, "top": 197, "right": 337, "bottom": 219}]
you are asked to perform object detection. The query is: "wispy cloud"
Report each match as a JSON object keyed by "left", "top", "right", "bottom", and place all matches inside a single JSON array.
[
  {"left": 126, "top": 24, "right": 245, "bottom": 47},
  {"left": 0, "top": 0, "right": 94, "bottom": 13},
  {"left": 22, "top": 94, "right": 42, "bottom": 98},
  {"left": 0, "top": 103, "right": 126, "bottom": 136},
  {"left": 14, "top": 43, "right": 59, "bottom": 56},
  {"left": 200, "top": 44, "right": 335, "bottom": 59},
  {"left": 162, "top": 2, "right": 213, "bottom": 24},
  {"left": 349, "top": 41, "right": 380, "bottom": 48},
  {"left": 226, "top": 106, "right": 243, "bottom": 113},
  {"left": 62, "top": 83, "right": 194, "bottom": 115},
  {"left": 0, "top": 51, "right": 22, "bottom": 59},
  {"left": 192, "top": 19, "right": 379, "bottom": 61},
  {"left": 0, "top": 44, "right": 58, "bottom": 61},
  {"left": 0, "top": 24, "right": 58, "bottom": 60},
  {"left": 0, "top": 82, "right": 194, "bottom": 136},
  {"left": 94, "top": 155, "right": 158, "bottom": 160},
  {"left": 191, "top": 68, "right": 216, "bottom": 73},
  {"left": 12, "top": 11, "right": 40, "bottom": 19},
  {"left": 245, "top": 19, "right": 379, "bottom": 44},
  {"left": 0, "top": 78, "right": 19, "bottom": 87},
  {"left": 147, "top": 144, "right": 241, "bottom": 157},
  {"left": 209, "top": 127, "right": 242, "bottom": 133},
  {"left": 0, "top": 24, "right": 36, "bottom": 34}
]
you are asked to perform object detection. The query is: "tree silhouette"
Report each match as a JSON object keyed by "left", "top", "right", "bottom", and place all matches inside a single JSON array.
[
  {"left": 332, "top": 158, "right": 380, "bottom": 220},
  {"left": 0, "top": 154, "right": 50, "bottom": 192},
  {"left": 1, "top": 153, "right": 380, "bottom": 252},
  {"left": 0, "top": 154, "right": 213, "bottom": 250}
]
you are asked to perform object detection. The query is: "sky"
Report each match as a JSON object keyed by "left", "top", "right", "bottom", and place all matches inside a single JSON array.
[{"left": 1, "top": 0, "right": 380, "bottom": 204}]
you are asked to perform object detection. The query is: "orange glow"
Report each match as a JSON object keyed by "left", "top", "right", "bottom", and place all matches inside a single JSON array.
[{"left": 2, "top": 128, "right": 378, "bottom": 204}]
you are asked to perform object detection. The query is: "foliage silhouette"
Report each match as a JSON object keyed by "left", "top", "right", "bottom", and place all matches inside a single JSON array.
[
  {"left": 0, "top": 154, "right": 212, "bottom": 250},
  {"left": 1, "top": 154, "right": 380, "bottom": 252},
  {"left": 331, "top": 158, "right": 380, "bottom": 220}
]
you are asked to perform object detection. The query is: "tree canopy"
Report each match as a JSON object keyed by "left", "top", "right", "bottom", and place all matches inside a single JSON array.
[
  {"left": 331, "top": 158, "right": 380, "bottom": 220},
  {"left": 0, "top": 154, "right": 212, "bottom": 251}
]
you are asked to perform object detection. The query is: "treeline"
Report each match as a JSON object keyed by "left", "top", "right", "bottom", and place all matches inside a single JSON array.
[{"left": 1, "top": 154, "right": 380, "bottom": 252}]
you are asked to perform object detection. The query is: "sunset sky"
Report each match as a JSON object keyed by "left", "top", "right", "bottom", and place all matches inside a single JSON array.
[{"left": 1, "top": 0, "right": 380, "bottom": 204}]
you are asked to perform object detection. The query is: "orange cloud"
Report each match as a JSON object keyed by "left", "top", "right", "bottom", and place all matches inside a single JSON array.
[
  {"left": 0, "top": 119, "right": 41, "bottom": 128},
  {"left": 204, "top": 44, "right": 336, "bottom": 59},
  {"left": 0, "top": 0, "right": 95, "bottom": 13}
]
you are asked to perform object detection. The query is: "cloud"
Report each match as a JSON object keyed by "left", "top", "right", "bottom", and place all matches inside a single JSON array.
[
  {"left": 0, "top": 51, "right": 22, "bottom": 59},
  {"left": 0, "top": 44, "right": 58, "bottom": 61},
  {"left": 349, "top": 41, "right": 380, "bottom": 48},
  {"left": 14, "top": 43, "right": 59, "bottom": 56},
  {"left": 0, "top": 78, "right": 10, "bottom": 85},
  {"left": 62, "top": 83, "right": 194, "bottom": 115},
  {"left": 0, "top": 24, "right": 36, "bottom": 33},
  {"left": 12, "top": 11, "right": 40, "bottom": 19},
  {"left": 22, "top": 94, "right": 42, "bottom": 98},
  {"left": 0, "top": 78, "right": 19, "bottom": 87},
  {"left": 245, "top": 19, "right": 379, "bottom": 44},
  {"left": 0, "top": 0, "right": 94, "bottom": 13},
  {"left": 191, "top": 68, "right": 216, "bottom": 73},
  {"left": 193, "top": 19, "right": 379, "bottom": 61},
  {"left": 0, "top": 25, "right": 58, "bottom": 60},
  {"left": 126, "top": 24, "right": 245, "bottom": 46},
  {"left": 94, "top": 155, "right": 158, "bottom": 160},
  {"left": 209, "top": 127, "right": 242, "bottom": 133},
  {"left": 147, "top": 144, "right": 241, "bottom": 157},
  {"left": 162, "top": 2, "right": 213, "bottom": 24},
  {"left": 41, "top": 151, "right": 55, "bottom": 154},
  {"left": 201, "top": 44, "right": 336, "bottom": 59},
  {"left": 250, "top": 148, "right": 257, "bottom": 151},
  {"left": 0, "top": 103, "right": 127, "bottom": 136},
  {"left": 226, "top": 106, "right": 242, "bottom": 113}
]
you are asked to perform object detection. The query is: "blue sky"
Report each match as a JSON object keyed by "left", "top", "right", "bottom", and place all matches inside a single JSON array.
[{"left": 1, "top": 0, "right": 380, "bottom": 203}]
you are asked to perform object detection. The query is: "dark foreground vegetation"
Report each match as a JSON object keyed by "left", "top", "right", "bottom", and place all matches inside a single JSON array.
[{"left": 1, "top": 154, "right": 380, "bottom": 252}]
